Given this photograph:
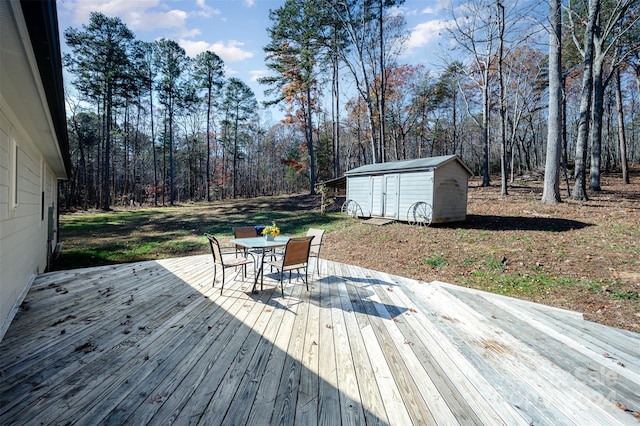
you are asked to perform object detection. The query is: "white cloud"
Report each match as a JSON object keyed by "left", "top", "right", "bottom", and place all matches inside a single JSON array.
[
  {"left": 244, "top": 0, "right": 255, "bottom": 7},
  {"left": 420, "top": 0, "right": 449, "bottom": 15},
  {"left": 195, "top": 0, "right": 221, "bottom": 18},
  {"left": 249, "top": 69, "right": 268, "bottom": 82},
  {"left": 132, "top": 9, "right": 188, "bottom": 31},
  {"left": 404, "top": 19, "right": 449, "bottom": 55},
  {"left": 224, "top": 66, "right": 238, "bottom": 76},
  {"left": 179, "top": 39, "right": 254, "bottom": 62},
  {"left": 60, "top": 0, "right": 188, "bottom": 32}
]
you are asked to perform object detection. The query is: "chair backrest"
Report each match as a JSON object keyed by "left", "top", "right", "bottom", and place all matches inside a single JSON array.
[
  {"left": 205, "top": 233, "right": 224, "bottom": 266},
  {"left": 306, "top": 228, "right": 325, "bottom": 255},
  {"left": 233, "top": 226, "right": 256, "bottom": 238},
  {"left": 233, "top": 226, "right": 257, "bottom": 251},
  {"left": 283, "top": 236, "right": 313, "bottom": 267}
]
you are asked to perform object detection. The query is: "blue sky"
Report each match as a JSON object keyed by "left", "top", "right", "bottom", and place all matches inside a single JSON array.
[{"left": 57, "top": 0, "right": 450, "bottom": 111}]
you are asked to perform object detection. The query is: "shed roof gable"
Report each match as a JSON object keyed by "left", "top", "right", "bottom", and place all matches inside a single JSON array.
[{"left": 344, "top": 155, "right": 472, "bottom": 177}]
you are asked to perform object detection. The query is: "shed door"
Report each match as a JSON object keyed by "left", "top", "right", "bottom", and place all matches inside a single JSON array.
[
  {"left": 370, "top": 176, "right": 383, "bottom": 216},
  {"left": 384, "top": 174, "right": 399, "bottom": 218}
]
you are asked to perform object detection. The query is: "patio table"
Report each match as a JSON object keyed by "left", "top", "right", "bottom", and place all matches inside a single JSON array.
[{"left": 229, "top": 236, "right": 290, "bottom": 293}]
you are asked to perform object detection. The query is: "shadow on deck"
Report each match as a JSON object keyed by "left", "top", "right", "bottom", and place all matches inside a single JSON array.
[{"left": 1, "top": 256, "right": 638, "bottom": 425}]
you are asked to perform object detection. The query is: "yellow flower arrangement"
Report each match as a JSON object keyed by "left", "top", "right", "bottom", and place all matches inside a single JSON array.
[{"left": 262, "top": 222, "right": 280, "bottom": 237}]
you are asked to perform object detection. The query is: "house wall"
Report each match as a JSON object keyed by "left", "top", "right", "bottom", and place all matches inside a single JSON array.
[
  {"left": 431, "top": 162, "right": 469, "bottom": 223},
  {"left": 0, "top": 0, "right": 65, "bottom": 341},
  {"left": 0, "top": 103, "right": 58, "bottom": 340}
]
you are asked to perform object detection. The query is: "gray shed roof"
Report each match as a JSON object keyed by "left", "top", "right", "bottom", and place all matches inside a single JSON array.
[{"left": 344, "top": 155, "right": 472, "bottom": 177}]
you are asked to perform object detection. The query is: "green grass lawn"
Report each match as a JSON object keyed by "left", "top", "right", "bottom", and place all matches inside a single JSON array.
[{"left": 54, "top": 196, "right": 342, "bottom": 270}]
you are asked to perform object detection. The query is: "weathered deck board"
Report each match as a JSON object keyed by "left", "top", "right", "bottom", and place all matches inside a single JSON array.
[{"left": 1, "top": 255, "right": 638, "bottom": 425}]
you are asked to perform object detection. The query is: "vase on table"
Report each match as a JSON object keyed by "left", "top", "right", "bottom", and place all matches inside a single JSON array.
[{"left": 264, "top": 234, "right": 274, "bottom": 241}]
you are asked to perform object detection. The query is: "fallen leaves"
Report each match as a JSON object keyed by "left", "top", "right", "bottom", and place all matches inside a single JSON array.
[
  {"left": 74, "top": 341, "right": 96, "bottom": 353},
  {"left": 615, "top": 401, "right": 640, "bottom": 418},
  {"left": 52, "top": 315, "right": 76, "bottom": 326}
]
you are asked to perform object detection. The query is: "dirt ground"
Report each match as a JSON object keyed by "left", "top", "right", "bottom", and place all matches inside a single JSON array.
[{"left": 322, "top": 173, "right": 640, "bottom": 333}]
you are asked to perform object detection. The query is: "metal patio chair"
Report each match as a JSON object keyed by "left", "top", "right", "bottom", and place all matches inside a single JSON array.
[
  {"left": 264, "top": 236, "right": 313, "bottom": 296},
  {"left": 205, "top": 233, "right": 254, "bottom": 294},
  {"left": 306, "top": 228, "right": 325, "bottom": 276}
]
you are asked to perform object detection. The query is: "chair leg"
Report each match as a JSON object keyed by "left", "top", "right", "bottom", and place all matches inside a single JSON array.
[
  {"left": 279, "top": 270, "right": 285, "bottom": 297},
  {"left": 221, "top": 268, "right": 225, "bottom": 294},
  {"left": 304, "top": 267, "right": 309, "bottom": 291}
]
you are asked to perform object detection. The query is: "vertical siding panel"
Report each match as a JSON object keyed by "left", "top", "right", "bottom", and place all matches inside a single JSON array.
[
  {"left": 346, "top": 176, "right": 372, "bottom": 217},
  {"left": 397, "top": 171, "right": 434, "bottom": 222},
  {"left": 0, "top": 111, "right": 51, "bottom": 340}
]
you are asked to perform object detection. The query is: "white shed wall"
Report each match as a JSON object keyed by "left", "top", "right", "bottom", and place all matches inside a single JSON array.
[
  {"left": 431, "top": 162, "right": 469, "bottom": 223},
  {"left": 345, "top": 176, "right": 371, "bottom": 217},
  {"left": 398, "top": 171, "right": 434, "bottom": 221}
]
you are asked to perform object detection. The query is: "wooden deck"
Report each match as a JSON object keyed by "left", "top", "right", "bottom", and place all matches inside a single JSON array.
[{"left": 1, "top": 255, "right": 638, "bottom": 425}]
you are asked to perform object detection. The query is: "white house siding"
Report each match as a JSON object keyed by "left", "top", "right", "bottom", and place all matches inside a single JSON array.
[
  {"left": 398, "top": 171, "right": 434, "bottom": 221},
  {"left": 0, "top": 1, "right": 67, "bottom": 341},
  {"left": 346, "top": 176, "right": 371, "bottom": 217},
  {"left": 432, "top": 163, "right": 469, "bottom": 223},
  {"left": 0, "top": 106, "right": 57, "bottom": 339}
]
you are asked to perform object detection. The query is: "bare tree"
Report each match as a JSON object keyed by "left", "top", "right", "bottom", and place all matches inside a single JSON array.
[
  {"left": 569, "top": 0, "right": 600, "bottom": 201},
  {"left": 447, "top": 0, "right": 499, "bottom": 187},
  {"left": 615, "top": 68, "right": 630, "bottom": 184},
  {"left": 542, "top": 0, "right": 563, "bottom": 204},
  {"left": 567, "top": 0, "right": 639, "bottom": 193}
]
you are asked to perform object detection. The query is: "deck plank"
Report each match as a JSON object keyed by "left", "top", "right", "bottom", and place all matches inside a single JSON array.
[
  {"left": 330, "top": 267, "right": 365, "bottom": 425},
  {"left": 316, "top": 265, "right": 342, "bottom": 426},
  {"left": 137, "top": 280, "right": 264, "bottom": 424},
  {"left": 1, "top": 256, "right": 639, "bottom": 425},
  {"left": 246, "top": 283, "right": 305, "bottom": 425},
  {"left": 335, "top": 271, "right": 389, "bottom": 425},
  {"left": 288, "top": 272, "right": 318, "bottom": 425}
]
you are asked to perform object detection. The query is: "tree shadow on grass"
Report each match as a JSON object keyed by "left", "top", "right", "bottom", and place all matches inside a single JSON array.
[{"left": 437, "top": 215, "right": 593, "bottom": 232}]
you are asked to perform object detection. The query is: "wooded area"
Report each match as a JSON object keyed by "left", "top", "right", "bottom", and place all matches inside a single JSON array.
[{"left": 61, "top": 0, "right": 640, "bottom": 210}]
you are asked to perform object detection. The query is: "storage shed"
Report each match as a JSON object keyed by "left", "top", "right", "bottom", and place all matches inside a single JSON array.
[{"left": 343, "top": 155, "right": 472, "bottom": 224}]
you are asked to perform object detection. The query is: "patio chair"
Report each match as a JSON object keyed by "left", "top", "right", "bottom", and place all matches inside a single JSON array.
[
  {"left": 264, "top": 236, "right": 314, "bottom": 296},
  {"left": 306, "top": 228, "right": 325, "bottom": 276},
  {"left": 233, "top": 226, "right": 259, "bottom": 274},
  {"left": 233, "top": 226, "right": 258, "bottom": 253},
  {"left": 205, "top": 233, "right": 254, "bottom": 294}
]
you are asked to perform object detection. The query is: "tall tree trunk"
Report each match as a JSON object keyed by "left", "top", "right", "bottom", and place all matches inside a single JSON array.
[
  {"left": 307, "top": 85, "right": 316, "bottom": 195},
  {"left": 123, "top": 105, "right": 130, "bottom": 202},
  {"left": 481, "top": 69, "right": 491, "bottom": 187},
  {"left": 169, "top": 101, "right": 175, "bottom": 206},
  {"left": 590, "top": 57, "right": 604, "bottom": 191},
  {"left": 378, "top": 0, "right": 386, "bottom": 164},
  {"left": 497, "top": 0, "right": 507, "bottom": 195},
  {"left": 70, "top": 114, "right": 89, "bottom": 211},
  {"left": 102, "top": 85, "right": 112, "bottom": 210},
  {"left": 615, "top": 68, "right": 630, "bottom": 184},
  {"left": 572, "top": 0, "right": 600, "bottom": 201},
  {"left": 542, "top": 0, "right": 563, "bottom": 204},
  {"left": 233, "top": 104, "right": 239, "bottom": 199},
  {"left": 150, "top": 78, "right": 158, "bottom": 206},
  {"left": 562, "top": 74, "right": 570, "bottom": 197},
  {"left": 206, "top": 84, "right": 212, "bottom": 201},
  {"left": 332, "top": 33, "right": 340, "bottom": 178}
]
